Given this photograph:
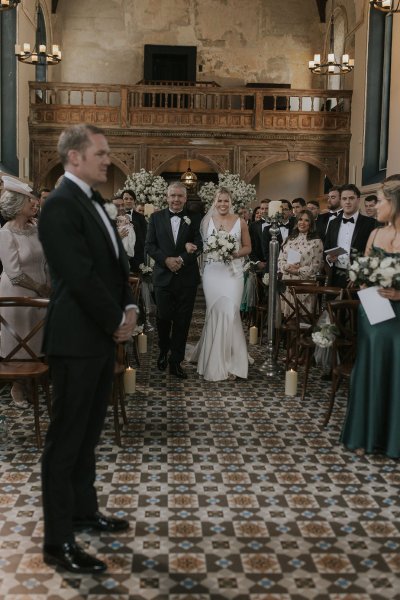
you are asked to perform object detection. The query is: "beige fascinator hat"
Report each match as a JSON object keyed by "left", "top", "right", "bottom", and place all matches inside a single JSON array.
[{"left": 1, "top": 175, "right": 35, "bottom": 199}]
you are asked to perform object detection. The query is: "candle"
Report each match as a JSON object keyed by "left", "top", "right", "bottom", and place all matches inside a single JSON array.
[
  {"left": 39, "top": 44, "right": 46, "bottom": 53},
  {"left": 308, "top": 60, "right": 315, "bottom": 69},
  {"left": 328, "top": 53, "right": 335, "bottom": 63},
  {"left": 124, "top": 366, "right": 136, "bottom": 394},
  {"left": 285, "top": 369, "right": 298, "bottom": 396},
  {"left": 138, "top": 332, "right": 147, "bottom": 354},
  {"left": 342, "top": 54, "right": 349, "bottom": 64},
  {"left": 144, "top": 203, "right": 155, "bottom": 217},
  {"left": 52, "top": 45, "right": 59, "bottom": 54},
  {"left": 314, "top": 54, "right": 321, "bottom": 64},
  {"left": 15, "top": 44, "right": 21, "bottom": 55},
  {"left": 23, "top": 43, "right": 31, "bottom": 53},
  {"left": 249, "top": 325, "right": 258, "bottom": 345},
  {"left": 268, "top": 200, "right": 282, "bottom": 218}
]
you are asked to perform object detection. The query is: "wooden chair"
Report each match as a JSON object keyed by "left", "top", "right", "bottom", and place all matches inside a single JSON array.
[
  {"left": 110, "top": 343, "right": 128, "bottom": 446},
  {"left": 323, "top": 299, "right": 360, "bottom": 426},
  {"left": 0, "top": 297, "right": 51, "bottom": 448},
  {"left": 290, "top": 285, "right": 343, "bottom": 400},
  {"left": 253, "top": 275, "right": 268, "bottom": 344},
  {"left": 128, "top": 275, "right": 142, "bottom": 367}
]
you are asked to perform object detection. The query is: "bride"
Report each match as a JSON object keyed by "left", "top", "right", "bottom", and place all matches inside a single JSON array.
[{"left": 188, "top": 187, "right": 251, "bottom": 381}]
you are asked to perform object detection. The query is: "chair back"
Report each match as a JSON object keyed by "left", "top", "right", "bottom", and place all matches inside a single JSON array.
[
  {"left": 279, "top": 279, "right": 316, "bottom": 326},
  {"left": 289, "top": 285, "right": 343, "bottom": 333},
  {"left": 128, "top": 276, "right": 142, "bottom": 305},
  {"left": 0, "top": 297, "right": 49, "bottom": 361},
  {"left": 327, "top": 299, "right": 360, "bottom": 353}
]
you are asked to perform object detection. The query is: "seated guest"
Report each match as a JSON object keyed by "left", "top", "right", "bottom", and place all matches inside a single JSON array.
[
  {"left": 277, "top": 209, "right": 323, "bottom": 317},
  {"left": 324, "top": 184, "right": 376, "bottom": 288}
]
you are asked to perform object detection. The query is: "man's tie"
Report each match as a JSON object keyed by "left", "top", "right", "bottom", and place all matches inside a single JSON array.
[
  {"left": 169, "top": 211, "right": 183, "bottom": 218},
  {"left": 91, "top": 189, "right": 104, "bottom": 204},
  {"left": 342, "top": 217, "right": 355, "bottom": 224},
  {"left": 280, "top": 223, "right": 289, "bottom": 229},
  {"left": 329, "top": 211, "right": 338, "bottom": 217}
]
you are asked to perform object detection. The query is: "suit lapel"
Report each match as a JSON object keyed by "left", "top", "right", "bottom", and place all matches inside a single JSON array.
[{"left": 162, "top": 208, "right": 175, "bottom": 246}]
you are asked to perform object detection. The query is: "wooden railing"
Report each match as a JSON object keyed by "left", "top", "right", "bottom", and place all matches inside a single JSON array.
[{"left": 29, "top": 82, "right": 352, "bottom": 134}]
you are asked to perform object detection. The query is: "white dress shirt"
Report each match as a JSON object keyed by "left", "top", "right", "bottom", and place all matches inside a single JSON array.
[{"left": 337, "top": 211, "right": 359, "bottom": 269}]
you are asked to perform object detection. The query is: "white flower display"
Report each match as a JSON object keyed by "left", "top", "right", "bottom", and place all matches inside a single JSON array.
[
  {"left": 262, "top": 273, "right": 270, "bottom": 286},
  {"left": 103, "top": 202, "right": 118, "bottom": 220},
  {"left": 349, "top": 248, "right": 400, "bottom": 290},
  {"left": 204, "top": 229, "right": 237, "bottom": 264},
  {"left": 118, "top": 169, "right": 168, "bottom": 209},
  {"left": 198, "top": 171, "right": 256, "bottom": 213},
  {"left": 311, "top": 324, "right": 339, "bottom": 348}
]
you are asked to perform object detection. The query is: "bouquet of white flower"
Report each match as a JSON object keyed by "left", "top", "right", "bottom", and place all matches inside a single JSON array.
[
  {"left": 312, "top": 323, "right": 339, "bottom": 348},
  {"left": 118, "top": 169, "right": 168, "bottom": 208},
  {"left": 198, "top": 171, "right": 256, "bottom": 213},
  {"left": 204, "top": 229, "right": 237, "bottom": 264},
  {"left": 348, "top": 247, "right": 400, "bottom": 290}
]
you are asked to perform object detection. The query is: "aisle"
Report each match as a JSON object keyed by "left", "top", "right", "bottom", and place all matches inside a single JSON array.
[{"left": 0, "top": 296, "right": 399, "bottom": 599}]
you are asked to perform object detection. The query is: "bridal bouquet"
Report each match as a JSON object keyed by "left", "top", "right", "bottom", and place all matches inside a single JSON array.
[
  {"left": 204, "top": 229, "right": 237, "bottom": 264},
  {"left": 348, "top": 247, "right": 400, "bottom": 289}
]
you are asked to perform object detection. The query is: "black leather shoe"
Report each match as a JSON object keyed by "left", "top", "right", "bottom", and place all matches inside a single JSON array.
[
  {"left": 43, "top": 542, "right": 107, "bottom": 574},
  {"left": 169, "top": 362, "right": 188, "bottom": 379},
  {"left": 73, "top": 511, "right": 130, "bottom": 532},
  {"left": 157, "top": 351, "right": 168, "bottom": 371}
]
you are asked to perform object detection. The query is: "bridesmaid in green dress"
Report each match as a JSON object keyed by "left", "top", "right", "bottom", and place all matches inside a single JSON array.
[{"left": 341, "top": 179, "right": 400, "bottom": 459}]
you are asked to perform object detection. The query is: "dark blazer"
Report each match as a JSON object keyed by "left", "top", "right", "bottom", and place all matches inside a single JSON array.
[
  {"left": 316, "top": 210, "right": 342, "bottom": 241},
  {"left": 38, "top": 178, "right": 135, "bottom": 357},
  {"left": 129, "top": 209, "right": 148, "bottom": 270},
  {"left": 324, "top": 213, "right": 376, "bottom": 263},
  {"left": 145, "top": 207, "right": 203, "bottom": 288},
  {"left": 249, "top": 220, "right": 267, "bottom": 263}
]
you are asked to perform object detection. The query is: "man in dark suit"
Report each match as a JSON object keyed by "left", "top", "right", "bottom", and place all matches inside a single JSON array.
[
  {"left": 324, "top": 184, "right": 376, "bottom": 288},
  {"left": 122, "top": 188, "right": 148, "bottom": 272},
  {"left": 316, "top": 185, "right": 343, "bottom": 241},
  {"left": 39, "top": 124, "right": 137, "bottom": 574},
  {"left": 249, "top": 199, "right": 270, "bottom": 269},
  {"left": 145, "top": 182, "right": 202, "bottom": 379}
]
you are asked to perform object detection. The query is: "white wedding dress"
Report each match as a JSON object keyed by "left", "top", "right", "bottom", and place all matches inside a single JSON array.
[{"left": 188, "top": 217, "right": 248, "bottom": 381}]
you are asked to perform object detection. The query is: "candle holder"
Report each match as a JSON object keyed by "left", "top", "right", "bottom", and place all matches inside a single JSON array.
[{"left": 259, "top": 213, "right": 283, "bottom": 378}]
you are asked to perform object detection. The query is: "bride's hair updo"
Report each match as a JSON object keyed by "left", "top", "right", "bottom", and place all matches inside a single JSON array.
[{"left": 381, "top": 179, "right": 400, "bottom": 223}]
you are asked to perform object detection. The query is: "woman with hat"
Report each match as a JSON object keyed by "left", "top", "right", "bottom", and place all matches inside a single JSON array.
[{"left": 0, "top": 175, "right": 51, "bottom": 408}]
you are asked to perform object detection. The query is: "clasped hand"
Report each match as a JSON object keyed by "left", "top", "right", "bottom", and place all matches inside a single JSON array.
[
  {"left": 286, "top": 263, "right": 300, "bottom": 274},
  {"left": 113, "top": 308, "right": 137, "bottom": 343}
]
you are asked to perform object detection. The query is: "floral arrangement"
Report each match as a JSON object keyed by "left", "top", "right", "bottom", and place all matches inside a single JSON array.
[
  {"left": 262, "top": 273, "right": 270, "bottom": 286},
  {"left": 312, "top": 323, "right": 339, "bottom": 348},
  {"left": 118, "top": 169, "right": 168, "bottom": 208},
  {"left": 198, "top": 171, "right": 256, "bottom": 213},
  {"left": 204, "top": 229, "right": 237, "bottom": 264},
  {"left": 139, "top": 263, "right": 153, "bottom": 276},
  {"left": 103, "top": 201, "right": 118, "bottom": 220},
  {"left": 348, "top": 247, "right": 400, "bottom": 290}
]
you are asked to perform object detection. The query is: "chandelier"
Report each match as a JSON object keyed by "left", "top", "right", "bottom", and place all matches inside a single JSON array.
[
  {"left": 15, "top": 43, "right": 62, "bottom": 65},
  {"left": 308, "top": 2, "right": 354, "bottom": 75},
  {"left": 0, "top": 0, "right": 20, "bottom": 10},
  {"left": 180, "top": 162, "right": 198, "bottom": 191},
  {"left": 370, "top": 0, "right": 400, "bottom": 12}
]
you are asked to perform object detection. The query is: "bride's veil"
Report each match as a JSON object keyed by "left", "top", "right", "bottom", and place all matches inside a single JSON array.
[{"left": 200, "top": 186, "right": 235, "bottom": 241}]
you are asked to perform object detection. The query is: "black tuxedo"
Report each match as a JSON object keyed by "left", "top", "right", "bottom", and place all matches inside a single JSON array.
[
  {"left": 129, "top": 209, "right": 147, "bottom": 271},
  {"left": 249, "top": 220, "right": 267, "bottom": 263},
  {"left": 324, "top": 213, "right": 376, "bottom": 287},
  {"left": 316, "top": 210, "right": 342, "bottom": 241},
  {"left": 39, "top": 177, "right": 135, "bottom": 545},
  {"left": 145, "top": 207, "right": 202, "bottom": 363}
]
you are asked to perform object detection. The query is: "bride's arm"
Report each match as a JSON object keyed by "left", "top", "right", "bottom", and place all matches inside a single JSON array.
[{"left": 233, "top": 218, "right": 251, "bottom": 258}]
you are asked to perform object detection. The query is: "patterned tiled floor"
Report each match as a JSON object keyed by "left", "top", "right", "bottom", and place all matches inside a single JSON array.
[{"left": 0, "top": 295, "right": 399, "bottom": 599}]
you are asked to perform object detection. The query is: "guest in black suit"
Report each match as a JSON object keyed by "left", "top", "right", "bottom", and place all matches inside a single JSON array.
[
  {"left": 324, "top": 184, "right": 376, "bottom": 288},
  {"left": 249, "top": 199, "right": 270, "bottom": 270},
  {"left": 122, "top": 188, "right": 148, "bottom": 271},
  {"left": 316, "top": 185, "right": 343, "bottom": 241},
  {"left": 145, "top": 181, "right": 203, "bottom": 379},
  {"left": 39, "top": 124, "right": 137, "bottom": 574}
]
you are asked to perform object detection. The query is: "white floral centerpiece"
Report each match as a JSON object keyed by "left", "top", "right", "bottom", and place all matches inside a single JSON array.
[
  {"left": 312, "top": 324, "right": 339, "bottom": 348},
  {"left": 118, "top": 169, "right": 168, "bottom": 209},
  {"left": 198, "top": 171, "right": 256, "bottom": 213},
  {"left": 204, "top": 229, "right": 237, "bottom": 264}
]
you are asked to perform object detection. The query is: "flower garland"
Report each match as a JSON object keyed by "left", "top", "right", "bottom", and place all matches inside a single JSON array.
[
  {"left": 118, "top": 169, "right": 168, "bottom": 209},
  {"left": 198, "top": 171, "right": 256, "bottom": 213}
]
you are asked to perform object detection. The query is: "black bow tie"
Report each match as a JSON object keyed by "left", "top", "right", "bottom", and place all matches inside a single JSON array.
[
  {"left": 342, "top": 217, "right": 355, "bottom": 224},
  {"left": 169, "top": 211, "right": 183, "bottom": 219},
  {"left": 280, "top": 223, "right": 290, "bottom": 229},
  {"left": 329, "top": 211, "right": 338, "bottom": 217},
  {"left": 91, "top": 189, "right": 104, "bottom": 204}
]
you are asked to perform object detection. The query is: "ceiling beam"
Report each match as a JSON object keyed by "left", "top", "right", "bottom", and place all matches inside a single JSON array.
[{"left": 315, "top": 0, "right": 328, "bottom": 23}]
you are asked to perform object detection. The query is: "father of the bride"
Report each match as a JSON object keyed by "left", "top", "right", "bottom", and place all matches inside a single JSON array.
[
  {"left": 39, "top": 124, "right": 137, "bottom": 574},
  {"left": 145, "top": 182, "right": 202, "bottom": 379}
]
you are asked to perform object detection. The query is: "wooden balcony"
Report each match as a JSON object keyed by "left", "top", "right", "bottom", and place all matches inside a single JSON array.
[{"left": 29, "top": 82, "right": 352, "bottom": 135}]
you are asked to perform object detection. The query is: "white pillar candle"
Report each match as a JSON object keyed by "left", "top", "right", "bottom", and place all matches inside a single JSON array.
[
  {"left": 23, "top": 43, "right": 31, "bottom": 53},
  {"left": 268, "top": 200, "right": 282, "bottom": 218},
  {"left": 124, "top": 367, "right": 136, "bottom": 394},
  {"left": 138, "top": 332, "right": 147, "bottom": 354},
  {"left": 249, "top": 325, "right": 258, "bottom": 345},
  {"left": 15, "top": 44, "right": 21, "bottom": 55},
  {"left": 39, "top": 45, "right": 46, "bottom": 53},
  {"left": 285, "top": 369, "right": 298, "bottom": 396},
  {"left": 314, "top": 54, "right": 321, "bottom": 65}
]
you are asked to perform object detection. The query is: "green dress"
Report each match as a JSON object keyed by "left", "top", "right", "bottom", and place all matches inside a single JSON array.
[{"left": 340, "top": 250, "right": 400, "bottom": 459}]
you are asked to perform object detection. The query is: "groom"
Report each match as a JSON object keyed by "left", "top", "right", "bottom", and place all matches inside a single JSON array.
[{"left": 145, "top": 182, "right": 203, "bottom": 379}]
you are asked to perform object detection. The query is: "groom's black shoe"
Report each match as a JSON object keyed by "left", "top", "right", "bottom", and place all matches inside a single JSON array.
[
  {"left": 169, "top": 362, "right": 188, "bottom": 379},
  {"left": 157, "top": 351, "right": 168, "bottom": 371},
  {"left": 43, "top": 542, "right": 107, "bottom": 574}
]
